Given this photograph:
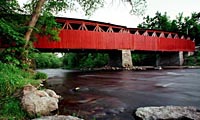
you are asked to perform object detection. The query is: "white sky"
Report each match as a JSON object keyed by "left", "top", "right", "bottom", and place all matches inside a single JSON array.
[{"left": 19, "top": 0, "right": 200, "bottom": 28}]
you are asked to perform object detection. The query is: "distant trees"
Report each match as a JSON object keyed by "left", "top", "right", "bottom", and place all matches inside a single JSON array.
[
  {"left": 33, "top": 53, "right": 62, "bottom": 68},
  {"left": 62, "top": 53, "right": 109, "bottom": 69},
  {"left": 138, "top": 11, "right": 200, "bottom": 45}
]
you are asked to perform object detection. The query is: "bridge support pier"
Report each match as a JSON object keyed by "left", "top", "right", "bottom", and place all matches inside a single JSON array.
[
  {"left": 108, "top": 50, "right": 133, "bottom": 68},
  {"left": 122, "top": 50, "right": 133, "bottom": 67},
  {"left": 156, "top": 51, "right": 184, "bottom": 66}
]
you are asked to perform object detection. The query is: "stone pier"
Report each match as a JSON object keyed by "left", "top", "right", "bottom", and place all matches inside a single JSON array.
[{"left": 122, "top": 50, "right": 133, "bottom": 67}]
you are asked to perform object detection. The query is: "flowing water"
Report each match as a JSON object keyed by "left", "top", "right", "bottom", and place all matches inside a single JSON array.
[{"left": 38, "top": 69, "right": 200, "bottom": 120}]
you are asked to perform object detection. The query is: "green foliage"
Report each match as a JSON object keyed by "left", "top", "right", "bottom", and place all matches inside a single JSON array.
[
  {"left": 132, "top": 53, "right": 146, "bottom": 65},
  {"left": 0, "top": 62, "right": 41, "bottom": 119},
  {"left": 185, "top": 51, "right": 200, "bottom": 66},
  {"left": 33, "top": 53, "right": 62, "bottom": 68},
  {"left": 132, "top": 53, "right": 157, "bottom": 66},
  {"left": 0, "top": 62, "right": 40, "bottom": 98},
  {"left": 79, "top": 53, "right": 109, "bottom": 68},
  {"left": 0, "top": 97, "right": 27, "bottom": 120},
  {"left": 35, "top": 12, "right": 61, "bottom": 41},
  {"left": 138, "top": 12, "right": 175, "bottom": 31},
  {"left": 63, "top": 53, "right": 78, "bottom": 69},
  {"left": 34, "top": 72, "right": 48, "bottom": 79},
  {"left": 0, "top": 0, "right": 21, "bottom": 15},
  {"left": 62, "top": 53, "right": 109, "bottom": 69}
]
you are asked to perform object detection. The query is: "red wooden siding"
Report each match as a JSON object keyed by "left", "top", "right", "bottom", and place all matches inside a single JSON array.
[
  {"left": 34, "top": 29, "right": 195, "bottom": 52},
  {"left": 33, "top": 17, "right": 195, "bottom": 52}
]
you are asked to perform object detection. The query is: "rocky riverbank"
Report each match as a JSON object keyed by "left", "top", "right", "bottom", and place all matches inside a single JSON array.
[{"left": 80, "top": 65, "right": 200, "bottom": 71}]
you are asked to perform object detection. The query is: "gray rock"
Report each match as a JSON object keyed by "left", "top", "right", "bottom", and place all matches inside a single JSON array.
[
  {"left": 135, "top": 106, "right": 200, "bottom": 120},
  {"left": 32, "top": 115, "right": 84, "bottom": 120},
  {"left": 21, "top": 84, "right": 60, "bottom": 115}
]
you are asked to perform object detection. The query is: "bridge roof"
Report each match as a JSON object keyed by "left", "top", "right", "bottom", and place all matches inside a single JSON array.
[
  {"left": 55, "top": 17, "right": 192, "bottom": 39},
  {"left": 56, "top": 17, "right": 127, "bottom": 28}
]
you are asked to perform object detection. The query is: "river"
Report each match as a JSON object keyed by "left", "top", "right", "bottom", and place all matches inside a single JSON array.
[{"left": 38, "top": 69, "right": 200, "bottom": 120}]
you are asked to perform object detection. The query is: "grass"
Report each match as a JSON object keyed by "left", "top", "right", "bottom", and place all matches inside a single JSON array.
[
  {"left": 0, "top": 62, "right": 42, "bottom": 119},
  {"left": 0, "top": 97, "right": 27, "bottom": 120}
]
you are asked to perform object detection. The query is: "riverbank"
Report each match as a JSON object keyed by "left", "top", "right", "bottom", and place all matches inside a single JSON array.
[{"left": 79, "top": 65, "right": 200, "bottom": 71}]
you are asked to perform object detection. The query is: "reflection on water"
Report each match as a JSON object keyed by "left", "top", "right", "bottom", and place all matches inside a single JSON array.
[{"left": 38, "top": 69, "right": 200, "bottom": 120}]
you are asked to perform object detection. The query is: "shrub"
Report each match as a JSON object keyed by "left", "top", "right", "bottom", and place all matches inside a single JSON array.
[{"left": 34, "top": 72, "right": 48, "bottom": 79}]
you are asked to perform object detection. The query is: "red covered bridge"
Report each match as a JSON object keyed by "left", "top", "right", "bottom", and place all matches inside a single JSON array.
[{"left": 34, "top": 17, "right": 195, "bottom": 52}]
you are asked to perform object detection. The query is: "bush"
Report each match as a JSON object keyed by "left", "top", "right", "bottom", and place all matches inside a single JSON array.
[{"left": 34, "top": 72, "right": 48, "bottom": 79}]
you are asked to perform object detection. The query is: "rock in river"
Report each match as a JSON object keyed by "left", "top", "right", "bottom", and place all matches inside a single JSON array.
[
  {"left": 135, "top": 106, "right": 200, "bottom": 120},
  {"left": 21, "top": 84, "right": 60, "bottom": 116},
  {"left": 32, "top": 115, "right": 84, "bottom": 120}
]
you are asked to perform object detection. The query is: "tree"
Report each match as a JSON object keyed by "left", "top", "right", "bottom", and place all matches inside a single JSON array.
[{"left": 138, "top": 12, "right": 173, "bottom": 31}]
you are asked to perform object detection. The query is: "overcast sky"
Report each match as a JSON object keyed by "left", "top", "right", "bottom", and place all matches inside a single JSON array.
[{"left": 19, "top": 0, "right": 200, "bottom": 27}]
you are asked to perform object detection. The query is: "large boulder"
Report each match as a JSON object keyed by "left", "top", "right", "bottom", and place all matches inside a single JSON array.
[
  {"left": 135, "top": 106, "right": 200, "bottom": 120},
  {"left": 21, "top": 84, "right": 60, "bottom": 116},
  {"left": 32, "top": 115, "right": 84, "bottom": 120}
]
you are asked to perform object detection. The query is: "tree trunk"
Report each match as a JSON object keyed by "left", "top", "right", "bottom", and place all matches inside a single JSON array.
[{"left": 24, "top": 0, "right": 46, "bottom": 48}]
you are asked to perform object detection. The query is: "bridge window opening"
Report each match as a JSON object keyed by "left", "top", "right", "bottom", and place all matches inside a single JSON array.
[
  {"left": 86, "top": 25, "right": 95, "bottom": 31},
  {"left": 148, "top": 32, "right": 153, "bottom": 36},
  {"left": 164, "top": 33, "right": 169, "bottom": 38},
  {"left": 101, "top": 26, "right": 109, "bottom": 32},
  {"left": 129, "top": 29, "right": 137, "bottom": 34},
  {"left": 113, "top": 28, "right": 121, "bottom": 32},
  {"left": 156, "top": 32, "right": 161, "bottom": 37},
  {"left": 139, "top": 31, "right": 145, "bottom": 35},
  {"left": 70, "top": 23, "right": 81, "bottom": 30}
]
